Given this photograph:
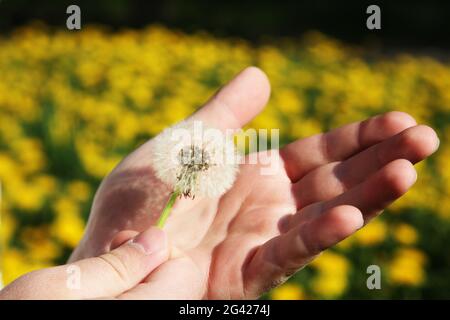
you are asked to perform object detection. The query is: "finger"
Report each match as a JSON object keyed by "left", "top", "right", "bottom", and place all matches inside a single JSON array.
[
  {"left": 109, "top": 230, "right": 140, "bottom": 250},
  {"left": 323, "top": 158, "right": 417, "bottom": 222},
  {"left": 191, "top": 66, "right": 271, "bottom": 130},
  {"left": 243, "top": 205, "right": 363, "bottom": 298},
  {"left": 118, "top": 255, "right": 205, "bottom": 300},
  {"left": 280, "top": 111, "right": 417, "bottom": 182},
  {"left": 0, "top": 227, "right": 168, "bottom": 299},
  {"left": 293, "top": 125, "right": 439, "bottom": 207},
  {"left": 289, "top": 159, "right": 417, "bottom": 229}
]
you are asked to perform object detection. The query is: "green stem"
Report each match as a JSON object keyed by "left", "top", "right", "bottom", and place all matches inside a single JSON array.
[{"left": 155, "top": 191, "right": 180, "bottom": 228}]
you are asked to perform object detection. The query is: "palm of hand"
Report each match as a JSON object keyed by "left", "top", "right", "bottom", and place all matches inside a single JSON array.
[
  {"left": 70, "top": 67, "right": 438, "bottom": 299},
  {"left": 76, "top": 149, "right": 294, "bottom": 299}
]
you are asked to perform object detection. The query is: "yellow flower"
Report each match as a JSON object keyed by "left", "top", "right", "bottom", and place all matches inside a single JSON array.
[
  {"left": 392, "top": 223, "right": 418, "bottom": 245},
  {"left": 20, "top": 227, "right": 61, "bottom": 261},
  {"left": 354, "top": 219, "right": 387, "bottom": 246},
  {"left": 0, "top": 207, "right": 16, "bottom": 244},
  {"left": 310, "top": 251, "right": 350, "bottom": 298},
  {"left": 8, "top": 180, "right": 47, "bottom": 211},
  {"left": 76, "top": 139, "right": 121, "bottom": 179},
  {"left": 67, "top": 180, "right": 92, "bottom": 202},
  {"left": 310, "top": 251, "right": 350, "bottom": 275},
  {"left": 51, "top": 197, "right": 85, "bottom": 247},
  {"left": 274, "top": 89, "right": 304, "bottom": 114},
  {"left": 2, "top": 249, "right": 52, "bottom": 285},
  {"left": 289, "top": 117, "right": 322, "bottom": 139},
  {"left": 12, "top": 138, "right": 46, "bottom": 174},
  {"left": 35, "top": 175, "right": 58, "bottom": 194},
  {"left": 311, "top": 273, "right": 348, "bottom": 299},
  {"left": 388, "top": 248, "right": 427, "bottom": 286},
  {"left": 271, "top": 283, "right": 305, "bottom": 300}
]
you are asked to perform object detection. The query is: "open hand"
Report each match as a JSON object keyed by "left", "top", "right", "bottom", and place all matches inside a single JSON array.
[{"left": 69, "top": 67, "right": 439, "bottom": 299}]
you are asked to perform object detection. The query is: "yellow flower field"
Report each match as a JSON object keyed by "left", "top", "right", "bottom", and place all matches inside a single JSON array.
[{"left": 0, "top": 23, "right": 449, "bottom": 298}]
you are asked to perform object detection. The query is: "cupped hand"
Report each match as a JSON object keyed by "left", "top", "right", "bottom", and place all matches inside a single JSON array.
[{"left": 69, "top": 67, "right": 439, "bottom": 299}]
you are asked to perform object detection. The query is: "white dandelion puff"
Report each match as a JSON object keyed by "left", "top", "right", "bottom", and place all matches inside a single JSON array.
[{"left": 152, "top": 120, "right": 240, "bottom": 199}]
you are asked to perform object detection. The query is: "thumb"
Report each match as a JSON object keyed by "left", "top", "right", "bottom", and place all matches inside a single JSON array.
[
  {"left": 0, "top": 227, "right": 168, "bottom": 299},
  {"left": 79, "top": 226, "right": 169, "bottom": 298},
  {"left": 190, "top": 66, "right": 270, "bottom": 131}
]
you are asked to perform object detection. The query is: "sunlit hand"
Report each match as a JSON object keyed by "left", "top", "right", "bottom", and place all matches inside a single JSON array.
[{"left": 70, "top": 67, "right": 439, "bottom": 299}]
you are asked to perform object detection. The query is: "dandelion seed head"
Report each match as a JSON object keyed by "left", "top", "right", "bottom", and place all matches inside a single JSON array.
[{"left": 152, "top": 120, "right": 240, "bottom": 198}]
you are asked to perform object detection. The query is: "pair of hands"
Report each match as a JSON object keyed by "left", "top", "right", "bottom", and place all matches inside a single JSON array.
[{"left": 0, "top": 67, "right": 439, "bottom": 299}]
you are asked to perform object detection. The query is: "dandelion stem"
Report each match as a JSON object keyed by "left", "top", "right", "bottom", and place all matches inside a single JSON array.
[{"left": 155, "top": 191, "right": 180, "bottom": 228}]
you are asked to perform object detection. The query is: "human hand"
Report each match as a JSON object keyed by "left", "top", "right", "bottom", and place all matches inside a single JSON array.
[
  {"left": 0, "top": 227, "right": 168, "bottom": 299},
  {"left": 69, "top": 67, "right": 439, "bottom": 299}
]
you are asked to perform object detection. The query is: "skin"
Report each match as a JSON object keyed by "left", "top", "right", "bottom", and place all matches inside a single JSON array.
[{"left": 0, "top": 67, "right": 440, "bottom": 299}]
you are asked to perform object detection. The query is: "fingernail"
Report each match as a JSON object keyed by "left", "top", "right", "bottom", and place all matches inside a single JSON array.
[{"left": 131, "top": 227, "right": 167, "bottom": 255}]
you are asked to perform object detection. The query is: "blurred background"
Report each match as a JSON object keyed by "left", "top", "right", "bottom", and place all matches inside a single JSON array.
[{"left": 0, "top": 0, "right": 449, "bottom": 299}]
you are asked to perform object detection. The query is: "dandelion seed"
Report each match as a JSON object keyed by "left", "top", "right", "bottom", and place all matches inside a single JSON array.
[{"left": 151, "top": 120, "right": 240, "bottom": 227}]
